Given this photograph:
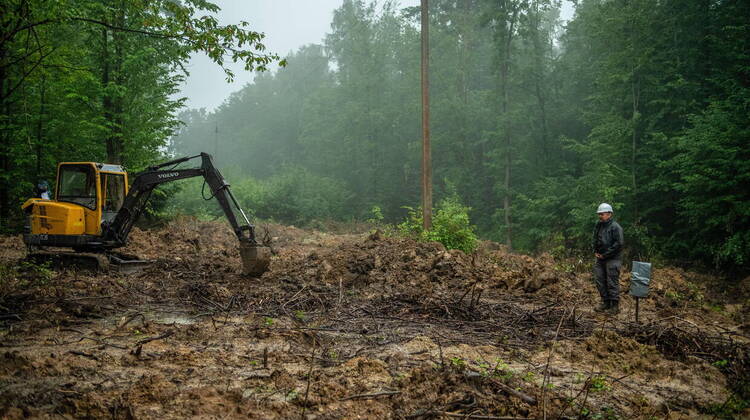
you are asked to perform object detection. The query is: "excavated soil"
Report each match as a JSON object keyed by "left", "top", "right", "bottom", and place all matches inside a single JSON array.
[{"left": 1, "top": 218, "right": 748, "bottom": 419}]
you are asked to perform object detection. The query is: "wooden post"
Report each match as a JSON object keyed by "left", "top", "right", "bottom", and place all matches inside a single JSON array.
[{"left": 421, "top": 0, "right": 432, "bottom": 231}]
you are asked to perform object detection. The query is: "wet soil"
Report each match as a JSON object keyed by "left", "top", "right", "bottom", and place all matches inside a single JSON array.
[{"left": 1, "top": 218, "right": 748, "bottom": 419}]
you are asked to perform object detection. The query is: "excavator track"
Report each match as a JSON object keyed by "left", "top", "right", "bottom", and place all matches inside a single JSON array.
[
  {"left": 107, "top": 252, "right": 152, "bottom": 274},
  {"left": 26, "top": 250, "right": 150, "bottom": 274}
]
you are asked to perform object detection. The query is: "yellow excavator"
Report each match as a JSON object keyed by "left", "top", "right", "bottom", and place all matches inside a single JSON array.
[{"left": 21, "top": 153, "right": 270, "bottom": 276}]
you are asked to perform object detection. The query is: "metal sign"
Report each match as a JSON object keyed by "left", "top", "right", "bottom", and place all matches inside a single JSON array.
[
  {"left": 630, "top": 261, "right": 652, "bottom": 323},
  {"left": 630, "top": 261, "right": 651, "bottom": 297}
]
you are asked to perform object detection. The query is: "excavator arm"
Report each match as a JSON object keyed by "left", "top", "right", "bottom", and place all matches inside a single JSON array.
[{"left": 103, "top": 153, "right": 269, "bottom": 276}]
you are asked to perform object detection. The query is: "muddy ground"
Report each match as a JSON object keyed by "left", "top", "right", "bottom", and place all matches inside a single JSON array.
[{"left": 1, "top": 218, "right": 748, "bottom": 419}]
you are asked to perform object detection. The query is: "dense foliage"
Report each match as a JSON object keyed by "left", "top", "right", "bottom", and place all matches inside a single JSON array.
[
  {"left": 0, "top": 0, "right": 281, "bottom": 229},
  {"left": 172, "top": 0, "right": 749, "bottom": 270},
  {"left": 398, "top": 195, "right": 479, "bottom": 254},
  {"left": 2, "top": 0, "right": 748, "bottom": 271}
]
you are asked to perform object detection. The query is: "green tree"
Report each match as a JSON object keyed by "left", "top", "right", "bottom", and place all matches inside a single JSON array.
[
  {"left": 0, "top": 0, "right": 283, "bottom": 230},
  {"left": 166, "top": 0, "right": 750, "bottom": 272},
  {"left": 482, "top": 0, "right": 527, "bottom": 247}
]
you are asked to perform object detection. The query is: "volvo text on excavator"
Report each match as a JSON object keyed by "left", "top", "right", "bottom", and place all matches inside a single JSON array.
[{"left": 21, "top": 153, "right": 270, "bottom": 276}]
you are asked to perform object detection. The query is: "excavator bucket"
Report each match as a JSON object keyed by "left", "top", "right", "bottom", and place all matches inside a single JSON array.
[{"left": 239, "top": 242, "right": 271, "bottom": 277}]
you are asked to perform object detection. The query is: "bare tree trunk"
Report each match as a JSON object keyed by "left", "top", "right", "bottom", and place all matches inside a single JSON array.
[
  {"left": 534, "top": 81, "right": 549, "bottom": 166},
  {"left": 113, "top": 4, "right": 124, "bottom": 164},
  {"left": 501, "top": 55, "right": 511, "bottom": 248},
  {"left": 531, "top": 1, "right": 549, "bottom": 169},
  {"left": 0, "top": 44, "right": 9, "bottom": 229},
  {"left": 421, "top": 0, "right": 432, "bottom": 231},
  {"left": 102, "top": 4, "right": 125, "bottom": 165},
  {"left": 500, "top": 6, "right": 518, "bottom": 248},
  {"left": 457, "top": 0, "right": 469, "bottom": 168},
  {"left": 631, "top": 74, "right": 640, "bottom": 220},
  {"left": 102, "top": 26, "right": 117, "bottom": 163},
  {"left": 35, "top": 72, "right": 45, "bottom": 178}
]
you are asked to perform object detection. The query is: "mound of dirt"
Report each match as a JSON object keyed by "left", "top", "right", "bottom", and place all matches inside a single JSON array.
[
  {"left": 2, "top": 219, "right": 748, "bottom": 419},
  {"left": 0, "top": 236, "right": 25, "bottom": 261},
  {"left": 256, "top": 230, "right": 575, "bottom": 313},
  {"left": 116, "top": 222, "right": 578, "bottom": 320}
]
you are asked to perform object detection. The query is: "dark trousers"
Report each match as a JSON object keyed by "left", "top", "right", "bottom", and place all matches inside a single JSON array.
[{"left": 594, "top": 258, "right": 621, "bottom": 302}]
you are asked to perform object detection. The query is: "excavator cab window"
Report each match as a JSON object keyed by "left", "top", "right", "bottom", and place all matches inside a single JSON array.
[
  {"left": 57, "top": 164, "right": 97, "bottom": 210},
  {"left": 102, "top": 173, "right": 125, "bottom": 222}
]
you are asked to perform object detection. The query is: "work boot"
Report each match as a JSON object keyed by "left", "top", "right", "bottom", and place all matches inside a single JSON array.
[
  {"left": 607, "top": 300, "right": 620, "bottom": 314},
  {"left": 594, "top": 301, "right": 609, "bottom": 312}
]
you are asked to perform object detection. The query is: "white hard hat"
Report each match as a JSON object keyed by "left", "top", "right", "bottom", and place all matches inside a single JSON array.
[{"left": 597, "top": 203, "right": 613, "bottom": 214}]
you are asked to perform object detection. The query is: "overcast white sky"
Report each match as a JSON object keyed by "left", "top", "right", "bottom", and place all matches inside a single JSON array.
[{"left": 177, "top": 0, "right": 573, "bottom": 111}]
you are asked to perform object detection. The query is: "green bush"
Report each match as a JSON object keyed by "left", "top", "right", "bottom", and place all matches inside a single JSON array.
[
  {"left": 398, "top": 195, "right": 478, "bottom": 253},
  {"left": 366, "top": 205, "right": 384, "bottom": 225},
  {"left": 164, "top": 166, "right": 352, "bottom": 227}
]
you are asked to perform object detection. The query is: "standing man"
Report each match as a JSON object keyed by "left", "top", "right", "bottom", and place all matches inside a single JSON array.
[{"left": 593, "top": 203, "right": 624, "bottom": 314}]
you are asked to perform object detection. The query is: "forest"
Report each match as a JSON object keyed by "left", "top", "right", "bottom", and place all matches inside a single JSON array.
[
  {"left": 2, "top": 0, "right": 749, "bottom": 271},
  {"left": 2, "top": 1, "right": 750, "bottom": 419}
]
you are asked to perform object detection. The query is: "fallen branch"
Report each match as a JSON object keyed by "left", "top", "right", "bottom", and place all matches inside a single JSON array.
[
  {"left": 340, "top": 390, "right": 401, "bottom": 401},
  {"left": 68, "top": 350, "right": 98, "bottom": 360},
  {"left": 81, "top": 336, "right": 128, "bottom": 350},
  {"left": 492, "top": 379, "right": 537, "bottom": 405},
  {"left": 61, "top": 295, "right": 114, "bottom": 301},
  {"left": 464, "top": 371, "right": 537, "bottom": 405},
  {"left": 135, "top": 330, "right": 174, "bottom": 346},
  {"left": 412, "top": 411, "right": 531, "bottom": 420}
]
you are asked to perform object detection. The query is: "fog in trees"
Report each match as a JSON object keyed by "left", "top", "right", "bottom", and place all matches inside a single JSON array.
[{"left": 3, "top": 0, "right": 748, "bottom": 271}]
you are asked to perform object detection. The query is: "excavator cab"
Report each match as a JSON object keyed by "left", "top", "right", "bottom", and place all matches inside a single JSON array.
[
  {"left": 23, "top": 163, "right": 128, "bottom": 241},
  {"left": 22, "top": 154, "right": 270, "bottom": 276}
]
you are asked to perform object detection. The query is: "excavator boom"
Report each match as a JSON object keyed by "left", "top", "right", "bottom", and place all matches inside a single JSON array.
[{"left": 107, "top": 153, "right": 269, "bottom": 276}]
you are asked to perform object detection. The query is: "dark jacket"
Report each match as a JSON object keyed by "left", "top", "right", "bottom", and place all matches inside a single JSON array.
[{"left": 592, "top": 219, "right": 624, "bottom": 260}]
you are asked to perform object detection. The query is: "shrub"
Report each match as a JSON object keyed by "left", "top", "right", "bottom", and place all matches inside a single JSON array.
[{"left": 398, "top": 195, "right": 478, "bottom": 253}]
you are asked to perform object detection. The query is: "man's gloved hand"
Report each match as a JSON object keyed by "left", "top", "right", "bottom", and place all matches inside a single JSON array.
[{"left": 595, "top": 253, "right": 603, "bottom": 260}]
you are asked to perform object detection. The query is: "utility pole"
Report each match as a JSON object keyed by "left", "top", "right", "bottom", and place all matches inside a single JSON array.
[{"left": 421, "top": 0, "right": 432, "bottom": 231}]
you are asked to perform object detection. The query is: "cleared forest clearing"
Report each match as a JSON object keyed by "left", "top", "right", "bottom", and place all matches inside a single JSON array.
[{"left": 1, "top": 219, "right": 748, "bottom": 419}]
